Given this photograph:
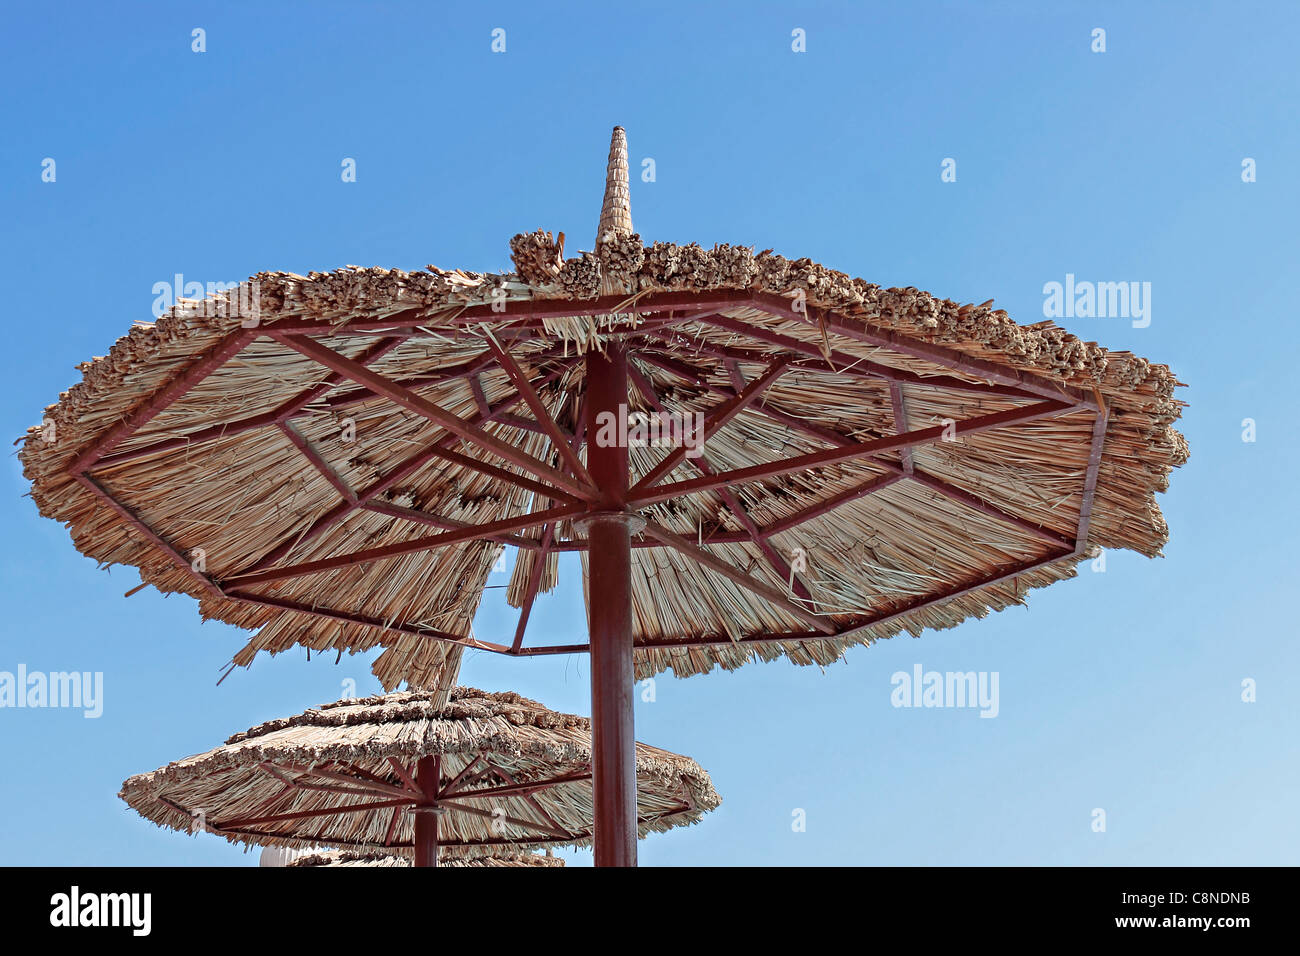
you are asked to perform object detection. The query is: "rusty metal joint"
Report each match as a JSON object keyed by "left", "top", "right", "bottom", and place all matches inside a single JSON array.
[{"left": 573, "top": 510, "right": 646, "bottom": 535}]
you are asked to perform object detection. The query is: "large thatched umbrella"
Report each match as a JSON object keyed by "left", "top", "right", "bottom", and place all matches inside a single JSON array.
[
  {"left": 120, "top": 687, "right": 718, "bottom": 866},
  {"left": 25, "top": 127, "right": 1186, "bottom": 865}
]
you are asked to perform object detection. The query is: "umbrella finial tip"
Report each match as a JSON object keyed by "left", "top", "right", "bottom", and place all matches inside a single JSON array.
[{"left": 598, "top": 126, "right": 632, "bottom": 244}]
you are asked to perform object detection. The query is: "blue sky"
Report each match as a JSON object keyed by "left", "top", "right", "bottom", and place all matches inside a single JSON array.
[{"left": 2, "top": 1, "right": 1297, "bottom": 866}]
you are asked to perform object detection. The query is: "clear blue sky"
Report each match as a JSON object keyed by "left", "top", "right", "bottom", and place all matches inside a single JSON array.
[{"left": 2, "top": 1, "right": 1297, "bottom": 866}]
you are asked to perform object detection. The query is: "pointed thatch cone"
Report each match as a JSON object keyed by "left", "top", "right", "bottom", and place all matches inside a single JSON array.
[
  {"left": 595, "top": 126, "right": 639, "bottom": 304},
  {"left": 597, "top": 126, "right": 632, "bottom": 244}
]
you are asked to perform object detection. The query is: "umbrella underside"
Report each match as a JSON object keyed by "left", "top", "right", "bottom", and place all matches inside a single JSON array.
[{"left": 24, "top": 251, "right": 1186, "bottom": 692}]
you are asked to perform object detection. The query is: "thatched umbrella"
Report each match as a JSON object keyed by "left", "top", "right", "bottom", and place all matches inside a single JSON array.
[
  {"left": 120, "top": 687, "right": 718, "bottom": 866},
  {"left": 283, "top": 849, "right": 564, "bottom": 867},
  {"left": 25, "top": 127, "right": 1186, "bottom": 865}
]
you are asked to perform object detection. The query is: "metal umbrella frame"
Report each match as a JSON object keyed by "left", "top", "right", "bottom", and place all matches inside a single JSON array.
[{"left": 26, "top": 127, "right": 1186, "bottom": 865}]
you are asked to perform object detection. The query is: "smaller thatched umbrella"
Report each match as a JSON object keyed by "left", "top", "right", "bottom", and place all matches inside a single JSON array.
[
  {"left": 120, "top": 687, "right": 718, "bottom": 866},
  {"left": 284, "top": 848, "right": 564, "bottom": 868}
]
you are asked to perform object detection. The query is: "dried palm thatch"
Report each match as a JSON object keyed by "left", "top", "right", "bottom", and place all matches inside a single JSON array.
[
  {"left": 286, "top": 849, "right": 563, "bottom": 867},
  {"left": 119, "top": 687, "right": 718, "bottom": 860},
  {"left": 21, "top": 127, "right": 1186, "bottom": 695}
]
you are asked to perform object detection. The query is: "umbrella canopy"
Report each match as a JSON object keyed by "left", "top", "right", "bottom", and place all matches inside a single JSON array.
[
  {"left": 284, "top": 849, "right": 564, "bottom": 868},
  {"left": 120, "top": 687, "right": 718, "bottom": 865},
  {"left": 29, "top": 126, "right": 1185, "bottom": 863}
]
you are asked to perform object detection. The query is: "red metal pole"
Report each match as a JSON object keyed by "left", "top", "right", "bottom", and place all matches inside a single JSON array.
[
  {"left": 414, "top": 755, "right": 440, "bottom": 867},
  {"left": 584, "top": 343, "right": 638, "bottom": 867}
]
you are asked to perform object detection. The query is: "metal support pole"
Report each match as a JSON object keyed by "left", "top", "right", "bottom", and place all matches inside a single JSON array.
[
  {"left": 414, "top": 754, "right": 440, "bottom": 867},
  {"left": 584, "top": 343, "right": 638, "bottom": 867}
]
